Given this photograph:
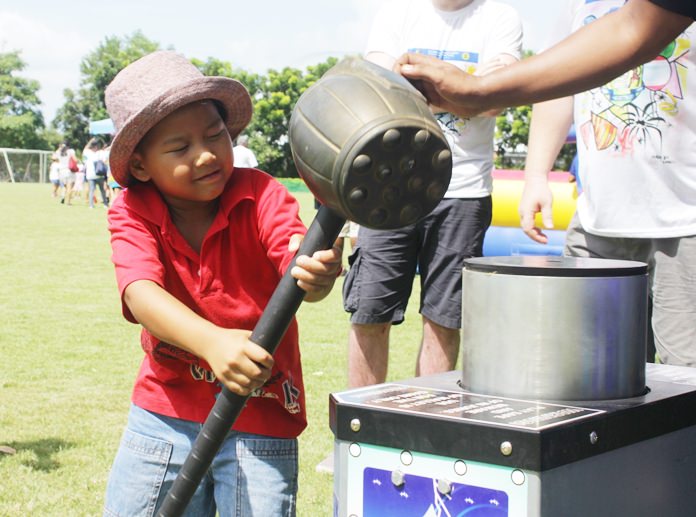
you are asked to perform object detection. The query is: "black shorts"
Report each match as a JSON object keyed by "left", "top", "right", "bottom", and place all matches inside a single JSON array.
[{"left": 343, "top": 196, "right": 492, "bottom": 329}]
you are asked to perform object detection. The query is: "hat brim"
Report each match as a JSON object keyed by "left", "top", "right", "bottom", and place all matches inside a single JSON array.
[{"left": 108, "top": 76, "right": 252, "bottom": 187}]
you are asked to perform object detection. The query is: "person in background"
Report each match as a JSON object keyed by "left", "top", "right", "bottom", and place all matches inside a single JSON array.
[
  {"left": 107, "top": 176, "right": 123, "bottom": 207},
  {"left": 393, "top": 0, "right": 694, "bottom": 116},
  {"left": 83, "top": 138, "right": 109, "bottom": 209},
  {"left": 341, "top": 221, "right": 359, "bottom": 260},
  {"left": 55, "top": 143, "right": 77, "bottom": 205},
  {"left": 343, "top": 0, "right": 522, "bottom": 392},
  {"left": 73, "top": 158, "right": 86, "bottom": 202},
  {"left": 102, "top": 50, "right": 342, "bottom": 516},
  {"left": 48, "top": 155, "right": 61, "bottom": 198},
  {"left": 233, "top": 134, "right": 258, "bottom": 168},
  {"left": 97, "top": 141, "right": 112, "bottom": 205},
  {"left": 313, "top": 197, "right": 359, "bottom": 275},
  {"left": 519, "top": 1, "right": 696, "bottom": 366},
  {"left": 101, "top": 143, "right": 123, "bottom": 207}
]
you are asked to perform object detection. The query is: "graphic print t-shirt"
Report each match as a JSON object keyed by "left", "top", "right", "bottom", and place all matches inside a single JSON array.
[{"left": 552, "top": 1, "right": 696, "bottom": 237}]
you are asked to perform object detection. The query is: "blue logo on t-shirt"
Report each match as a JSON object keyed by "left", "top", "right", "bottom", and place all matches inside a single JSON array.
[{"left": 408, "top": 47, "right": 479, "bottom": 64}]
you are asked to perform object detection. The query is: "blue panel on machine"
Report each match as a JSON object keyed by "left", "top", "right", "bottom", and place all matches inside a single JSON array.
[{"left": 363, "top": 467, "right": 508, "bottom": 516}]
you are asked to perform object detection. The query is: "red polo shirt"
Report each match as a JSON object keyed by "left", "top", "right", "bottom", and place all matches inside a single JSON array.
[{"left": 108, "top": 168, "right": 308, "bottom": 438}]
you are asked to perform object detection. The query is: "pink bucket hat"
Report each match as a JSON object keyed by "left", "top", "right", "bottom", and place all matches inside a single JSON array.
[{"left": 105, "top": 50, "right": 252, "bottom": 186}]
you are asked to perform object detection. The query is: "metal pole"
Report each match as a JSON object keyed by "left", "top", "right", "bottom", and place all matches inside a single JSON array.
[{"left": 2, "top": 151, "right": 14, "bottom": 183}]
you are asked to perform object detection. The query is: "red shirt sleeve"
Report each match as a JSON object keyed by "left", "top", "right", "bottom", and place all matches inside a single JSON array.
[
  {"left": 107, "top": 195, "right": 165, "bottom": 323},
  {"left": 252, "top": 174, "right": 308, "bottom": 275}
]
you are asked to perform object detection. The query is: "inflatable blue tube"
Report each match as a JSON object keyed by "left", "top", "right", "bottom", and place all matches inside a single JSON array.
[{"left": 483, "top": 226, "right": 566, "bottom": 257}]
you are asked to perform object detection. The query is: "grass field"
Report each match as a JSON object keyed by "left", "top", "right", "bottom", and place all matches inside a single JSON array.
[{"left": 0, "top": 182, "right": 423, "bottom": 516}]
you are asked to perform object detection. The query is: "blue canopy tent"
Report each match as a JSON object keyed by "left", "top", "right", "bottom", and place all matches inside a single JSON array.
[{"left": 89, "top": 118, "right": 115, "bottom": 135}]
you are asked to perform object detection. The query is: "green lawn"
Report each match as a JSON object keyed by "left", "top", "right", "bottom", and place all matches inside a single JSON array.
[{"left": 0, "top": 182, "right": 423, "bottom": 516}]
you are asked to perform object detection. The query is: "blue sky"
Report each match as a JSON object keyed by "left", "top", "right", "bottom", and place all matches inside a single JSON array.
[{"left": 0, "top": 0, "right": 562, "bottom": 122}]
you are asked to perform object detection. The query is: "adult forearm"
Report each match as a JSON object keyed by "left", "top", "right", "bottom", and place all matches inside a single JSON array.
[
  {"left": 478, "top": 0, "right": 691, "bottom": 110},
  {"left": 525, "top": 97, "right": 575, "bottom": 178}
]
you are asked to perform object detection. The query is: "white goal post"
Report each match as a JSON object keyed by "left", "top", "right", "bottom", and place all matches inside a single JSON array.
[{"left": 0, "top": 148, "right": 53, "bottom": 183}]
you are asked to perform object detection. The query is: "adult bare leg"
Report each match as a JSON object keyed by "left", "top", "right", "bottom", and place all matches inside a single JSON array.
[
  {"left": 416, "top": 316, "right": 460, "bottom": 376},
  {"left": 348, "top": 322, "right": 391, "bottom": 388}
]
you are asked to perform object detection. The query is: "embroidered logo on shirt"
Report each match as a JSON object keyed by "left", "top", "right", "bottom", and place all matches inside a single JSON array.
[
  {"left": 282, "top": 374, "right": 301, "bottom": 414},
  {"left": 190, "top": 364, "right": 216, "bottom": 383},
  {"left": 194, "top": 367, "right": 301, "bottom": 415}
]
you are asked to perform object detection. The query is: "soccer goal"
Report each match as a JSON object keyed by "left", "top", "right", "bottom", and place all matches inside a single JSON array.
[{"left": 0, "top": 148, "right": 53, "bottom": 183}]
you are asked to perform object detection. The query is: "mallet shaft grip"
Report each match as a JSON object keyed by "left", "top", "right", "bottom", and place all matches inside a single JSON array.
[{"left": 157, "top": 205, "right": 346, "bottom": 517}]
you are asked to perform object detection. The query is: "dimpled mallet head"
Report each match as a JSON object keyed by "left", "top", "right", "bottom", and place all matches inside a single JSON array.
[{"left": 289, "top": 57, "right": 452, "bottom": 229}]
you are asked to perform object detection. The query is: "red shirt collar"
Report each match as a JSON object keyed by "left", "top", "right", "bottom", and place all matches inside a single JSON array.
[{"left": 121, "top": 169, "right": 256, "bottom": 228}]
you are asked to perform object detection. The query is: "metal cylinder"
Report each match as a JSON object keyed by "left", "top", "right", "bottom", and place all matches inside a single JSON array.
[
  {"left": 289, "top": 57, "right": 452, "bottom": 229},
  {"left": 461, "top": 256, "right": 648, "bottom": 400}
]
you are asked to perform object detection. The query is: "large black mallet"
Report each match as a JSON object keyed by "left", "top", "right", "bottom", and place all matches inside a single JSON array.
[{"left": 157, "top": 57, "right": 452, "bottom": 516}]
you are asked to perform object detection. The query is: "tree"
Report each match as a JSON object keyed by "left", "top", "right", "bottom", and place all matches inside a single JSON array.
[
  {"left": 53, "top": 31, "right": 160, "bottom": 152},
  {"left": 52, "top": 88, "right": 91, "bottom": 152},
  {"left": 52, "top": 37, "right": 340, "bottom": 174},
  {"left": 494, "top": 104, "right": 532, "bottom": 169},
  {"left": 195, "top": 56, "right": 339, "bottom": 177},
  {"left": 494, "top": 104, "right": 576, "bottom": 171},
  {"left": 493, "top": 50, "right": 576, "bottom": 171},
  {"left": 245, "top": 58, "right": 338, "bottom": 177},
  {"left": 0, "top": 50, "right": 51, "bottom": 149}
]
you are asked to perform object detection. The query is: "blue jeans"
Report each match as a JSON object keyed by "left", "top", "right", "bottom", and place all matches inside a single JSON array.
[
  {"left": 88, "top": 178, "right": 108, "bottom": 208},
  {"left": 103, "top": 404, "right": 298, "bottom": 517}
]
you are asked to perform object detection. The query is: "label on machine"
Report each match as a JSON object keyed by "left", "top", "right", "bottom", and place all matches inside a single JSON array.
[
  {"left": 336, "top": 384, "right": 605, "bottom": 431},
  {"left": 363, "top": 467, "right": 509, "bottom": 516}
]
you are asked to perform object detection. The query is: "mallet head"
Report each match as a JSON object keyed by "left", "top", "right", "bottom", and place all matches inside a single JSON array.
[{"left": 289, "top": 57, "right": 452, "bottom": 229}]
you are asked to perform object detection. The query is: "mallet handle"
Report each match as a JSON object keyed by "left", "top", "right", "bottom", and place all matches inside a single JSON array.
[{"left": 157, "top": 205, "right": 346, "bottom": 517}]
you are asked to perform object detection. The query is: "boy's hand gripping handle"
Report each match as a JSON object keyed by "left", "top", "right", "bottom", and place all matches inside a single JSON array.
[{"left": 156, "top": 205, "right": 345, "bottom": 517}]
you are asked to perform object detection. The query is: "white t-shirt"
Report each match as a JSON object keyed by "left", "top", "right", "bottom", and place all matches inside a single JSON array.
[
  {"left": 366, "top": 0, "right": 522, "bottom": 198},
  {"left": 233, "top": 145, "right": 258, "bottom": 168},
  {"left": 553, "top": 1, "right": 696, "bottom": 237},
  {"left": 83, "top": 148, "right": 97, "bottom": 180},
  {"left": 49, "top": 162, "right": 60, "bottom": 181}
]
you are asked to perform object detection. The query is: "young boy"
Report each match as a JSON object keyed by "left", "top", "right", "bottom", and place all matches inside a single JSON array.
[{"left": 102, "top": 51, "right": 342, "bottom": 517}]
